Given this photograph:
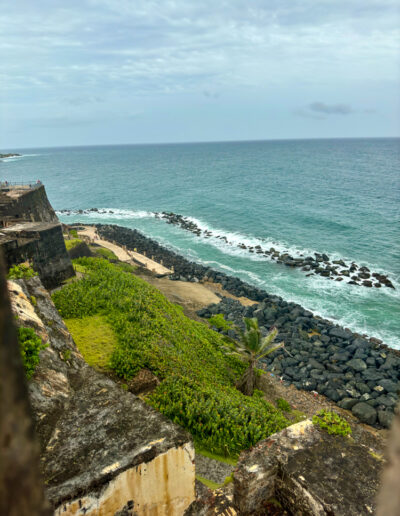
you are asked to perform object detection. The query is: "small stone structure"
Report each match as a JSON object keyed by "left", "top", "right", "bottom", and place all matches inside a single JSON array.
[
  {"left": 0, "top": 185, "right": 74, "bottom": 287},
  {"left": 233, "top": 419, "right": 383, "bottom": 515},
  {"left": 8, "top": 275, "right": 195, "bottom": 515}
]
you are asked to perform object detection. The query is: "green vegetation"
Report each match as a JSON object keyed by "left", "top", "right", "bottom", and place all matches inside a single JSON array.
[
  {"left": 276, "top": 398, "right": 292, "bottom": 412},
  {"left": 65, "top": 238, "right": 83, "bottom": 251},
  {"left": 91, "top": 246, "right": 118, "bottom": 260},
  {"left": 195, "top": 475, "right": 222, "bottom": 490},
  {"left": 234, "top": 318, "right": 284, "bottom": 396},
  {"left": 312, "top": 410, "right": 352, "bottom": 436},
  {"left": 18, "top": 327, "right": 47, "bottom": 379},
  {"left": 69, "top": 229, "right": 78, "bottom": 238},
  {"left": 64, "top": 315, "right": 117, "bottom": 369},
  {"left": 52, "top": 257, "right": 289, "bottom": 456},
  {"left": 195, "top": 445, "right": 237, "bottom": 466},
  {"left": 209, "top": 313, "right": 233, "bottom": 332},
  {"left": 8, "top": 263, "right": 38, "bottom": 280}
]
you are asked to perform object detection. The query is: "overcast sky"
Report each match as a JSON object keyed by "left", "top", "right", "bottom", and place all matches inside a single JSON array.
[{"left": 1, "top": 0, "right": 399, "bottom": 148}]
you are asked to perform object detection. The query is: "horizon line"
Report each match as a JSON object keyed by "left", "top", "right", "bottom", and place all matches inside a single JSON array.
[{"left": 4, "top": 135, "right": 400, "bottom": 152}]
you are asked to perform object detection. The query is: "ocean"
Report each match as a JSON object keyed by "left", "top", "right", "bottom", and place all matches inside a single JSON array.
[{"left": 2, "top": 138, "right": 399, "bottom": 348}]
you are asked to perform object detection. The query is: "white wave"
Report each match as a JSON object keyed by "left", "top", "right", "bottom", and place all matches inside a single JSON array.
[
  {"left": 57, "top": 208, "right": 155, "bottom": 220},
  {"left": 182, "top": 215, "right": 398, "bottom": 284}
]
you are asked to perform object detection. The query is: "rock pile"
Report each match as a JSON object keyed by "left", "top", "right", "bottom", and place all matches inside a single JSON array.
[
  {"left": 198, "top": 296, "right": 399, "bottom": 428},
  {"left": 158, "top": 211, "right": 395, "bottom": 288}
]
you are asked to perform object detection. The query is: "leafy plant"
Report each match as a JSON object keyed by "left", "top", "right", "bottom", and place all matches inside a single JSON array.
[
  {"left": 8, "top": 263, "right": 38, "bottom": 279},
  {"left": 312, "top": 410, "right": 352, "bottom": 436},
  {"left": 234, "top": 318, "right": 284, "bottom": 396},
  {"left": 276, "top": 398, "right": 292, "bottom": 412},
  {"left": 209, "top": 313, "right": 233, "bottom": 332},
  {"left": 69, "top": 229, "right": 78, "bottom": 238},
  {"left": 18, "top": 327, "right": 47, "bottom": 379}
]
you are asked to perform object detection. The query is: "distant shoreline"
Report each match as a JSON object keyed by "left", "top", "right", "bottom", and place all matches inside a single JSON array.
[{"left": 0, "top": 153, "right": 21, "bottom": 159}]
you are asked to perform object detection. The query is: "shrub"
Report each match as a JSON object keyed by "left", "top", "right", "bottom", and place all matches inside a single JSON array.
[
  {"left": 312, "top": 410, "right": 352, "bottom": 436},
  {"left": 18, "top": 327, "right": 47, "bottom": 379},
  {"left": 8, "top": 263, "right": 38, "bottom": 279},
  {"left": 209, "top": 314, "right": 233, "bottom": 332},
  {"left": 69, "top": 229, "right": 78, "bottom": 238},
  {"left": 276, "top": 398, "right": 292, "bottom": 412},
  {"left": 52, "top": 257, "right": 289, "bottom": 455}
]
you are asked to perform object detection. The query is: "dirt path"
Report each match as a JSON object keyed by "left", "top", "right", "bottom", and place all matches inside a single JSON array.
[{"left": 77, "top": 226, "right": 171, "bottom": 275}]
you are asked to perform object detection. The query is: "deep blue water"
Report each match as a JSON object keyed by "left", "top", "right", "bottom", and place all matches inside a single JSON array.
[{"left": 2, "top": 138, "right": 399, "bottom": 348}]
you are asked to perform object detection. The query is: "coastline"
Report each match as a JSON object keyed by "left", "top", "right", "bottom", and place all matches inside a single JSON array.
[{"left": 74, "top": 222, "right": 399, "bottom": 428}]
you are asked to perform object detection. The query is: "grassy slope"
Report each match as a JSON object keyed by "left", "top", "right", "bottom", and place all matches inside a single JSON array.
[
  {"left": 64, "top": 315, "right": 117, "bottom": 369},
  {"left": 52, "top": 257, "right": 289, "bottom": 456}
]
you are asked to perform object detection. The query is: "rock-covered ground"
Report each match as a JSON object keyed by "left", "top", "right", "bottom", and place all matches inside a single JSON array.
[{"left": 92, "top": 223, "right": 399, "bottom": 429}]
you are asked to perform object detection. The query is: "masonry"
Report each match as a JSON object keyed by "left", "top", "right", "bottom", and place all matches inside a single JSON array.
[{"left": 0, "top": 184, "right": 74, "bottom": 288}]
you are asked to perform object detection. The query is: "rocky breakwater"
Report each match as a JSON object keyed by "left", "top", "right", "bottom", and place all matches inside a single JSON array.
[
  {"left": 157, "top": 211, "right": 395, "bottom": 289},
  {"left": 8, "top": 275, "right": 195, "bottom": 515},
  {"left": 198, "top": 296, "right": 399, "bottom": 428}
]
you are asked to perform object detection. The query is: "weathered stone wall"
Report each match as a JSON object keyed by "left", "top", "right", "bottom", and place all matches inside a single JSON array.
[
  {"left": 1, "top": 223, "right": 74, "bottom": 288},
  {"left": 8, "top": 276, "right": 195, "bottom": 515},
  {"left": 0, "top": 184, "right": 74, "bottom": 287},
  {"left": 0, "top": 185, "right": 58, "bottom": 223},
  {"left": 0, "top": 255, "right": 52, "bottom": 516},
  {"left": 55, "top": 444, "right": 195, "bottom": 516},
  {"left": 233, "top": 419, "right": 383, "bottom": 515}
]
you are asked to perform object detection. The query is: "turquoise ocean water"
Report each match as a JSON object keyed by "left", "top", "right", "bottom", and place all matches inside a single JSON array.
[{"left": 2, "top": 138, "right": 399, "bottom": 348}]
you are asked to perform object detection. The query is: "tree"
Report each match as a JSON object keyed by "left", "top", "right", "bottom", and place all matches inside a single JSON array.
[{"left": 234, "top": 318, "right": 284, "bottom": 396}]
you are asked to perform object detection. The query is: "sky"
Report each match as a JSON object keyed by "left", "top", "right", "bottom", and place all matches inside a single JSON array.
[{"left": 1, "top": 0, "right": 399, "bottom": 148}]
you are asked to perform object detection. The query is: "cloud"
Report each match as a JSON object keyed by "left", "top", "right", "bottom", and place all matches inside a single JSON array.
[{"left": 309, "top": 102, "right": 354, "bottom": 115}]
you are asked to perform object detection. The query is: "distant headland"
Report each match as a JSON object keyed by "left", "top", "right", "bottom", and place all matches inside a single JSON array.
[{"left": 0, "top": 152, "right": 21, "bottom": 159}]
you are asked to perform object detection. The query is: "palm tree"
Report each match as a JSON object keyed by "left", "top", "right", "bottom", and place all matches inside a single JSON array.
[{"left": 234, "top": 318, "right": 284, "bottom": 396}]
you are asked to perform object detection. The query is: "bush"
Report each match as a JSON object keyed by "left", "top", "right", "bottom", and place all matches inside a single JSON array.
[
  {"left": 18, "top": 327, "right": 47, "bottom": 379},
  {"left": 69, "top": 229, "right": 78, "bottom": 238},
  {"left": 8, "top": 263, "right": 38, "bottom": 280},
  {"left": 312, "top": 410, "right": 351, "bottom": 436},
  {"left": 52, "top": 258, "right": 289, "bottom": 455},
  {"left": 276, "top": 398, "right": 292, "bottom": 412},
  {"left": 209, "top": 313, "right": 233, "bottom": 332}
]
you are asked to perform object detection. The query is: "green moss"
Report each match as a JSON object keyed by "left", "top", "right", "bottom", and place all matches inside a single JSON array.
[
  {"left": 312, "top": 410, "right": 352, "bottom": 436},
  {"left": 195, "top": 475, "right": 223, "bottom": 490},
  {"left": 64, "top": 315, "right": 117, "bottom": 370},
  {"left": 65, "top": 238, "right": 83, "bottom": 251},
  {"left": 52, "top": 257, "right": 289, "bottom": 456}
]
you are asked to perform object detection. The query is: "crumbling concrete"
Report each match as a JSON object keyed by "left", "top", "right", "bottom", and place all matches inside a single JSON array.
[
  {"left": 234, "top": 419, "right": 383, "bottom": 515},
  {"left": 9, "top": 276, "right": 195, "bottom": 515}
]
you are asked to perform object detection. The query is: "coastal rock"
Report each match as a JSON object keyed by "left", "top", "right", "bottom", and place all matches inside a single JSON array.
[
  {"left": 347, "top": 358, "right": 367, "bottom": 372},
  {"left": 352, "top": 403, "right": 377, "bottom": 425},
  {"left": 234, "top": 420, "right": 382, "bottom": 516}
]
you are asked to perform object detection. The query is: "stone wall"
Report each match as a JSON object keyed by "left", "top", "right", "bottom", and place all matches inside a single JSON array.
[
  {"left": 1, "top": 222, "right": 74, "bottom": 288},
  {"left": 8, "top": 276, "right": 195, "bottom": 515},
  {"left": 0, "top": 185, "right": 74, "bottom": 288},
  {"left": 0, "top": 185, "right": 58, "bottom": 223}
]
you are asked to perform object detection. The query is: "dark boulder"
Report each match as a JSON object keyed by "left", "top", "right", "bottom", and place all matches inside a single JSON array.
[{"left": 352, "top": 402, "right": 377, "bottom": 425}]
